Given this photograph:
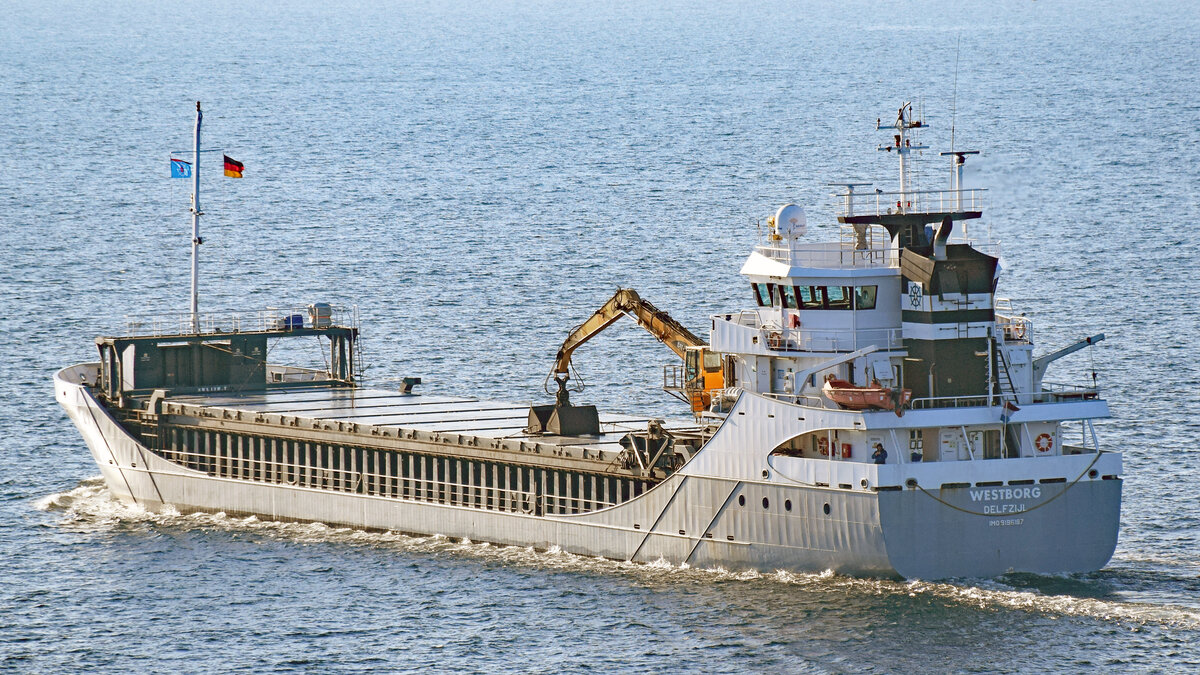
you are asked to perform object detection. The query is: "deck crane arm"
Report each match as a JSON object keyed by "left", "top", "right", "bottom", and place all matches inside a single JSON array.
[
  {"left": 1031, "top": 333, "right": 1105, "bottom": 388},
  {"left": 552, "top": 288, "right": 705, "bottom": 380},
  {"left": 543, "top": 288, "right": 724, "bottom": 418}
]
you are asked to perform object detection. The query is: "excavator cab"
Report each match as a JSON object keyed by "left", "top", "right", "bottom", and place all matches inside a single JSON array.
[{"left": 684, "top": 346, "right": 725, "bottom": 413}]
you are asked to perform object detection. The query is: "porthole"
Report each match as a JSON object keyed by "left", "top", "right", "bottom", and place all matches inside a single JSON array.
[
  {"left": 784, "top": 499, "right": 792, "bottom": 512},
  {"left": 738, "top": 495, "right": 745, "bottom": 507},
  {"left": 762, "top": 497, "right": 770, "bottom": 509},
  {"left": 823, "top": 503, "right": 831, "bottom": 515}
]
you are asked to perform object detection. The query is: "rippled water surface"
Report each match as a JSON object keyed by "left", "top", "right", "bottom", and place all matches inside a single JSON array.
[{"left": 3, "top": 0, "right": 1199, "bottom": 672}]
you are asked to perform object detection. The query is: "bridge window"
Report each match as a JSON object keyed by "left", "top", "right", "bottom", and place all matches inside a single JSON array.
[
  {"left": 780, "top": 285, "right": 799, "bottom": 309},
  {"left": 798, "top": 286, "right": 824, "bottom": 310},
  {"left": 826, "top": 286, "right": 852, "bottom": 310},
  {"left": 758, "top": 284, "right": 879, "bottom": 311},
  {"left": 752, "top": 283, "right": 772, "bottom": 306},
  {"left": 855, "top": 285, "right": 878, "bottom": 310}
]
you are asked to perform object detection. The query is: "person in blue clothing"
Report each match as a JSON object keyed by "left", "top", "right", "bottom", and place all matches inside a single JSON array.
[{"left": 872, "top": 443, "right": 888, "bottom": 465}]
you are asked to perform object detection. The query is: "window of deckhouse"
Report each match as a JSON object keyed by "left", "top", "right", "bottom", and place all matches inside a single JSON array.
[
  {"left": 826, "top": 286, "right": 852, "bottom": 310},
  {"left": 791, "top": 285, "right": 879, "bottom": 310},
  {"left": 798, "top": 286, "right": 824, "bottom": 310},
  {"left": 855, "top": 285, "right": 878, "bottom": 310},
  {"left": 752, "top": 283, "right": 771, "bottom": 306},
  {"left": 781, "top": 285, "right": 799, "bottom": 309}
]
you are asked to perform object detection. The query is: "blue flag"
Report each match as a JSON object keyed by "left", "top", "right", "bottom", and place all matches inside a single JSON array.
[{"left": 170, "top": 158, "right": 192, "bottom": 178}]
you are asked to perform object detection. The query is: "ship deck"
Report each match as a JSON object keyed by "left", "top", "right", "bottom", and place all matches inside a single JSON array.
[{"left": 160, "top": 385, "right": 699, "bottom": 455}]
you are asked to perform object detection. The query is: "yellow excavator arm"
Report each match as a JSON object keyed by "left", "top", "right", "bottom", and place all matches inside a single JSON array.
[
  {"left": 553, "top": 288, "right": 705, "bottom": 377},
  {"left": 550, "top": 288, "right": 725, "bottom": 414}
]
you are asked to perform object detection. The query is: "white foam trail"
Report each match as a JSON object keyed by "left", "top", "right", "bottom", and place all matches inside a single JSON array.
[
  {"left": 902, "top": 579, "right": 1200, "bottom": 629},
  {"left": 36, "top": 478, "right": 1200, "bottom": 630}
]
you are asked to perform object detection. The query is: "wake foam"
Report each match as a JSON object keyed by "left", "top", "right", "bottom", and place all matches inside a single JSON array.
[{"left": 35, "top": 478, "right": 1199, "bottom": 630}]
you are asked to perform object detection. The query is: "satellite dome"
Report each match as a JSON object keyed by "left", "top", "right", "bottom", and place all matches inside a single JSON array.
[{"left": 774, "top": 204, "right": 807, "bottom": 239}]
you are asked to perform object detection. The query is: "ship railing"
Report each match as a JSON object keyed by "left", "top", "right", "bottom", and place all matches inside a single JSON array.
[
  {"left": 752, "top": 243, "right": 897, "bottom": 269},
  {"left": 266, "top": 365, "right": 331, "bottom": 384},
  {"left": 760, "top": 326, "right": 905, "bottom": 353},
  {"left": 726, "top": 310, "right": 762, "bottom": 328},
  {"left": 154, "top": 443, "right": 618, "bottom": 515},
  {"left": 995, "top": 312, "right": 1033, "bottom": 344},
  {"left": 662, "top": 364, "right": 687, "bottom": 392},
  {"left": 837, "top": 188, "right": 986, "bottom": 217},
  {"left": 908, "top": 394, "right": 993, "bottom": 410},
  {"left": 1032, "top": 381, "right": 1102, "bottom": 403},
  {"left": 121, "top": 304, "right": 358, "bottom": 337},
  {"left": 761, "top": 392, "right": 837, "bottom": 410},
  {"left": 910, "top": 383, "right": 1101, "bottom": 409}
]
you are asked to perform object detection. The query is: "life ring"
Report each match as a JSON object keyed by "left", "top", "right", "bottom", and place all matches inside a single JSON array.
[
  {"left": 1013, "top": 322, "right": 1027, "bottom": 340},
  {"left": 1035, "top": 433, "right": 1054, "bottom": 453}
]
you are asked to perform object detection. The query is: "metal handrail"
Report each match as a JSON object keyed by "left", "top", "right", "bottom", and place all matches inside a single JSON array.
[
  {"left": 837, "top": 188, "right": 987, "bottom": 217},
  {"left": 157, "top": 444, "right": 617, "bottom": 513},
  {"left": 761, "top": 392, "right": 836, "bottom": 409},
  {"left": 663, "top": 364, "right": 686, "bottom": 391},
  {"left": 121, "top": 304, "right": 358, "bottom": 337},
  {"left": 758, "top": 326, "right": 905, "bottom": 353},
  {"left": 909, "top": 383, "right": 1101, "bottom": 410},
  {"left": 1041, "top": 380, "right": 1100, "bottom": 394},
  {"left": 995, "top": 313, "right": 1033, "bottom": 344},
  {"left": 752, "top": 243, "right": 897, "bottom": 269},
  {"left": 909, "top": 395, "right": 992, "bottom": 410}
]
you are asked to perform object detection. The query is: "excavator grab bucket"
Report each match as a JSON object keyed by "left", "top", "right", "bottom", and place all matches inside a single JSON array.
[
  {"left": 526, "top": 375, "right": 601, "bottom": 436},
  {"left": 526, "top": 403, "right": 600, "bottom": 436}
]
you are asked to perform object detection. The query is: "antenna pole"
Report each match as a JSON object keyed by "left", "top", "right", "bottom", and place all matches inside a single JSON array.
[
  {"left": 898, "top": 107, "right": 909, "bottom": 206},
  {"left": 951, "top": 36, "right": 960, "bottom": 154},
  {"left": 190, "top": 102, "right": 202, "bottom": 333}
]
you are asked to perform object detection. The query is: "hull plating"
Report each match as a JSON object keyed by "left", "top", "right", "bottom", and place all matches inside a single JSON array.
[{"left": 55, "top": 369, "right": 1120, "bottom": 580}]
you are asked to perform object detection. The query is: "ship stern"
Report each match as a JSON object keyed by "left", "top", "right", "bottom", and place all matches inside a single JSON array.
[{"left": 877, "top": 466, "right": 1122, "bottom": 579}]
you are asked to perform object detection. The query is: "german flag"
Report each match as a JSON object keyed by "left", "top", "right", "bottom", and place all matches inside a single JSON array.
[{"left": 223, "top": 155, "right": 244, "bottom": 178}]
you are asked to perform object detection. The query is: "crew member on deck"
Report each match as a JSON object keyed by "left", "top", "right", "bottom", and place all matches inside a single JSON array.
[{"left": 872, "top": 443, "right": 888, "bottom": 465}]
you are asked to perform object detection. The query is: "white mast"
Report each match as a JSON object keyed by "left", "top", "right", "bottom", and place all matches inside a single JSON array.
[
  {"left": 190, "top": 102, "right": 202, "bottom": 333},
  {"left": 878, "top": 102, "right": 926, "bottom": 213}
]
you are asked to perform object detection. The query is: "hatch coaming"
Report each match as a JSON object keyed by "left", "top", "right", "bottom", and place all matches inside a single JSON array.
[
  {"left": 94, "top": 376, "right": 718, "bottom": 516},
  {"left": 139, "top": 398, "right": 671, "bottom": 478}
]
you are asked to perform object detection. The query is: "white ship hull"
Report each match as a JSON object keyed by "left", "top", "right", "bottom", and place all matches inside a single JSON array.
[{"left": 56, "top": 364, "right": 1121, "bottom": 579}]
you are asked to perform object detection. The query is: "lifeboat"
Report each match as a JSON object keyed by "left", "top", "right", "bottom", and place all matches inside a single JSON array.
[{"left": 822, "top": 375, "right": 912, "bottom": 412}]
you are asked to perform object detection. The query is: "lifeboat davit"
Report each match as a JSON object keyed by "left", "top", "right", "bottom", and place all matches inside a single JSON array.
[{"left": 822, "top": 375, "right": 912, "bottom": 412}]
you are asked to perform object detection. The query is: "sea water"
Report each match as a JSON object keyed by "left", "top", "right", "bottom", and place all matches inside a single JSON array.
[{"left": 2, "top": 0, "right": 1198, "bottom": 671}]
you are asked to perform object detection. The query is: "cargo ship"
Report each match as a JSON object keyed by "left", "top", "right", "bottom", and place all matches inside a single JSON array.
[{"left": 54, "top": 102, "right": 1121, "bottom": 579}]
